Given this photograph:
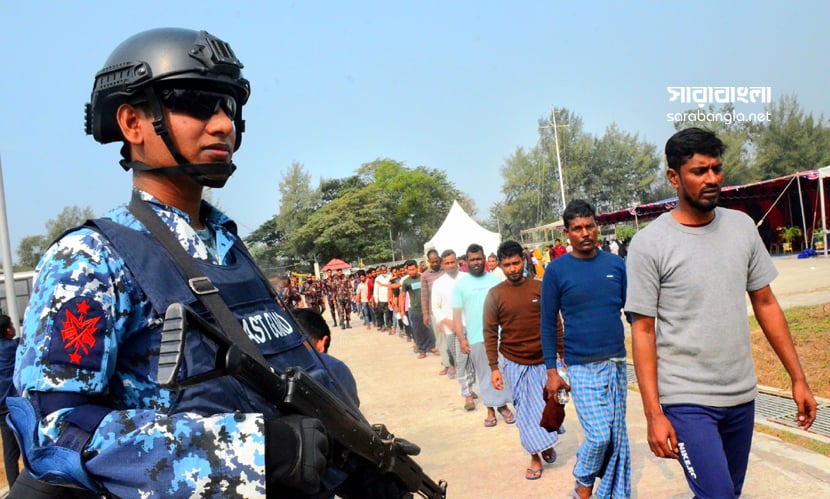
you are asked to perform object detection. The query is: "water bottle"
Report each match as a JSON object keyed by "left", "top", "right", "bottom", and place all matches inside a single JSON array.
[{"left": 556, "top": 359, "right": 570, "bottom": 404}]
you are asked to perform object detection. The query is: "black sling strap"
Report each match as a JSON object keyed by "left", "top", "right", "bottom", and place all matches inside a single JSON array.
[
  {"left": 127, "top": 192, "right": 363, "bottom": 414},
  {"left": 127, "top": 192, "right": 270, "bottom": 368}
]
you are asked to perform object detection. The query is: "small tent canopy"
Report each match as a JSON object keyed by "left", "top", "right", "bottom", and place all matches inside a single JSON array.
[
  {"left": 424, "top": 201, "right": 501, "bottom": 258},
  {"left": 320, "top": 258, "right": 351, "bottom": 271}
]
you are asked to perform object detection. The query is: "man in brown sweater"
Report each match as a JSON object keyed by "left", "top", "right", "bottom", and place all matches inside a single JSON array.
[{"left": 484, "top": 240, "right": 564, "bottom": 481}]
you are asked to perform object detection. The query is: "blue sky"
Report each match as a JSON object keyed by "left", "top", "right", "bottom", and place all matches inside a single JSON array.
[{"left": 2, "top": 1, "right": 829, "bottom": 263}]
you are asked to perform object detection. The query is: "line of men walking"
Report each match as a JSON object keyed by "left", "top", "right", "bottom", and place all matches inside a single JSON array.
[{"left": 272, "top": 128, "right": 817, "bottom": 498}]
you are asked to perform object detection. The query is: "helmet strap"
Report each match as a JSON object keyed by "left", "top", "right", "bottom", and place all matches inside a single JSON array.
[
  {"left": 118, "top": 87, "right": 236, "bottom": 188},
  {"left": 120, "top": 160, "right": 237, "bottom": 188},
  {"left": 143, "top": 87, "right": 189, "bottom": 165}
]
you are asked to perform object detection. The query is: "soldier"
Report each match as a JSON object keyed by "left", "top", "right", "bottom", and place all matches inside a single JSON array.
[
  {"left": 335, "top": 270, "right": 353, "bottom": 329},
  {"left": 9, "top": 28, "right": 338, "bottom": 497},
  {"left": 301, "top": 274, "right": 324, "bottom": 314},
  {"left": 324, "top": 269, "right": 339, "bottom": 327},
  {"left": 285, "top": 275, "right": 303, "bottom": 311}
]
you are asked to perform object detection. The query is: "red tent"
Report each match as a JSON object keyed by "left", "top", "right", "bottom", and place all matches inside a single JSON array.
[{"left": 320, "top": 258, "right": 351, "bottom": 271}]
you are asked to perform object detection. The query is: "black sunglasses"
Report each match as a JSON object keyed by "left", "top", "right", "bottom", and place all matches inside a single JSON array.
[{"left": 158, "top": 88, "right": 238, "bottom": 121}]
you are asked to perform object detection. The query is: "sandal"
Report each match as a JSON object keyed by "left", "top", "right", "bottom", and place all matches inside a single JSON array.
[
  {"left": 541, "top": 447, "right": 557, "bottom": 464},
  {"left": 498, "top": 407, "right": 516, "bottom": 424},
  {"left": 525, "top": 467, "right": 543, "bottom": 480},
  {"left": 464, "top": 398, "right": 475, "bottom": 411},
  {"left": 483, "top": 417, "right": 497, "bottom": 427},
  {"left": 438, "top": 368, "right": 448, "bottom": 376},
  {"left": 417, "top": 353, "right": 426, "bottom": 359}
]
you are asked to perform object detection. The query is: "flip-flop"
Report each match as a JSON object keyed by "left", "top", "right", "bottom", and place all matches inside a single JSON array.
[
  {"left": 484, "top": 417, "right": 497, "bottom": 427},
  {"left": 541, "top": 447, "right": 557, "bottom": 464},
  {"left": 525, "top": 467, "right": 542, "bottom": 480},
  {"left": 498, "top": 407, "right": 516, "bottom": 424},
  {"left": 464, "top": 399, "right": 475, "bottom": 411}
]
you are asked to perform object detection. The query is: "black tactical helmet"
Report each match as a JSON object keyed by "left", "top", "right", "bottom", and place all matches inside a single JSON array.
[{"left": 85, "top": 28, "right": 250, "bottom": 148}]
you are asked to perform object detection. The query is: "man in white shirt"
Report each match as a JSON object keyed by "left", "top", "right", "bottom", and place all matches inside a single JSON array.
[
  {"left": 373, "top": 265, "right": 393, "bottom": 333},
  {"left": 432, "top": 250, "right": 473, "bottom": 409}
]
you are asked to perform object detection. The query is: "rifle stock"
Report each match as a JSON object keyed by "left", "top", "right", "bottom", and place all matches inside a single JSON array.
[{"left": 159, "top": 303, "right": 447, "bottom": 498}]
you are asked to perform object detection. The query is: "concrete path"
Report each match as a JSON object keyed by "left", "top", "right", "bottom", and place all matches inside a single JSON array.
[{"left": 331, "top": 255, "right": 830, "bottom": 498}]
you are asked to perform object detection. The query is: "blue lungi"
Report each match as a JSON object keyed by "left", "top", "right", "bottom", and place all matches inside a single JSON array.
[
  {"left": 570, "top": 360, "right": 631, "bottom": 498},
  {"left": 502, "top": 358, "right": 559, "bottom": 454}
]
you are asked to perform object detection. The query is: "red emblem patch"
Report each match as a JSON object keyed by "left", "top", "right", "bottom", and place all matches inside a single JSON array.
[{"left": 59, "top": 299, "right": 101, "bottom": 364}]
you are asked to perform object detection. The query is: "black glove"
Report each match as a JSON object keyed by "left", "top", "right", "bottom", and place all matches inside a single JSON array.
[{"left": 265, "top": 415, "right": 329, "bottom": 495}]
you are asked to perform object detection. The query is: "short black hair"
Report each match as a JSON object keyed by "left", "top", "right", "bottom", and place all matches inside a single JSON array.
[
  {"left": 665, "top": 127, "right": 726, "bottom": 171},
  {"left": 563, "top": 199, "right": 596, "bottom": 230},
  {"left": 440, "top": 249, "right": 455, "bottom": 260},
  {"left": 496, "top": 240, "right": 524, "bottom": 261},
  {"left": 466, "top": 243, "right": 484, "bottom": 257},
  {"left": 404, "top": 259, "right": 417, "bottom": 267},
  {"left": 426, "top": 249, "right": 439, "bottom": 258},
  {"left": 293, "top": 308, "right": 331, "bottom": 352},
  {"left": 0, "top": 315, "right": 10, "bottom": 332}
]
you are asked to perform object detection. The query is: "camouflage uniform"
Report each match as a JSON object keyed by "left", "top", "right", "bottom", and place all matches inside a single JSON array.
[
  {"left": 284, "top": 283, "right": 303, "bottom": 312},
  {"left": 323, "top": 277, "right": 338, "bottom": 326},
  {"left": 10, "top": 191, "right": 346, "bottom": 497},
  {"left": 335, "top": 277, "right": 352, "bottom": 329},
  {"left": 301, "top": 278, "right": 325, "bottom": 314}
]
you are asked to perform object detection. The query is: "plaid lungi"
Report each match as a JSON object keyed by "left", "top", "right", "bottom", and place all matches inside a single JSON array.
[
  {"left": 502, "top": 358, "right": 559, "bottom": 454},
  {"left": 570, "top": 360, "right": 631, "bottom": 498}
]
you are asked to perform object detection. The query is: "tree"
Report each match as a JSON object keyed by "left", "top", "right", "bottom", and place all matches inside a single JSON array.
[
  {"left": 750, "top": 95, "right": 830, "bottom": 181},
  {"left": 491, "top": 147, "right": 542, "bottom": 239},
  {"left": 580, "top": 124, "right": 662, "bottom": 214},
  {"left": 249, "top": 158, "right": 469, "bottom": 263},
  {"left": 16, "top": 205, "right": 95, "bottom": 270},
  {"left": 246, "top": 162, "right": 319, "bottom": 265},
  {"left": 292, "top": 185, "right": 393, "bottom": 262},
  {"left": 45, "top": 206, "right": 95, "bottom": 242},
  {"left": 493, "top": 108, "right": 663, "bottom": 238},
  {"left": 357, "top": 159, "right": 466, "bottom": 256},
  {"left": 17, "top": 235, "right": 47, "bottom": 270}
]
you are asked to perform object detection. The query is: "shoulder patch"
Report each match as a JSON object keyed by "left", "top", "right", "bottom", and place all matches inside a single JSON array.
[{"left": 49, "top": 297, "right": 106, "bottom": 369}]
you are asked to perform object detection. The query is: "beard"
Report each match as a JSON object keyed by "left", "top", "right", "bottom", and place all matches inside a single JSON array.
[{"left": 685, "top": 188, "right": 720, "bottom": 212}]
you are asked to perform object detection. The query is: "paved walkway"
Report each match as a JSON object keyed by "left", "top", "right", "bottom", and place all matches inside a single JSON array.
[{"left": 332, "top": 255, "right": 830, "bottom": 498}]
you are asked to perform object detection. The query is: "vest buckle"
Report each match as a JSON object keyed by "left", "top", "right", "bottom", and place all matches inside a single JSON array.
[{"left": 189, "top": 277, "right": 218, "bottom": 295}]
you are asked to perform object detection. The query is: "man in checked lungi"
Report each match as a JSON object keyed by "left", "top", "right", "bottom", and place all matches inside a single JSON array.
[
  {"left": 541, "top": 199, "right": 631, "bottom": 498},
  {"left": 484, "top": 240, "right": 565, "bottom": 481}
]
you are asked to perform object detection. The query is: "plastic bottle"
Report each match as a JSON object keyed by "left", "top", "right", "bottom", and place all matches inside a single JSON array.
[{"left": 556, "top": 359, "right": 570, "bottom": 404}]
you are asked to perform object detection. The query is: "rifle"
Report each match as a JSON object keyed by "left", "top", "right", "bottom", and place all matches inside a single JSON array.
[{"left": 158, "top": 302, "right": 448, "bottom": 498}]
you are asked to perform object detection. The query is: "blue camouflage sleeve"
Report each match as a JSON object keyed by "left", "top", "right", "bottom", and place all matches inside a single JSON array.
[{"left": 12, "top": 228, "right": 267, "bottom": 497}]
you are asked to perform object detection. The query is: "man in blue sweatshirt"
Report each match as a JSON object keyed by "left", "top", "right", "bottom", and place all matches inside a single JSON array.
[{"left": 541, "top": 199, "right": 630, "bottom": 499}]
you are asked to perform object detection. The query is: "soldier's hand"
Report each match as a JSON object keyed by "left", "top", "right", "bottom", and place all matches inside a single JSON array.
[{"left": 265, "top": 415, "right": 329, "bottom": 494}]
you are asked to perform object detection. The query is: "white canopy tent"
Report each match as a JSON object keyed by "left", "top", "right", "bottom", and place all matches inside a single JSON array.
[
  {"left": 819, "top": 165, "right": 830, "bottom": 256},
  {"left": 424, "top": 201, "right": 501, "bottom": 258}
]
